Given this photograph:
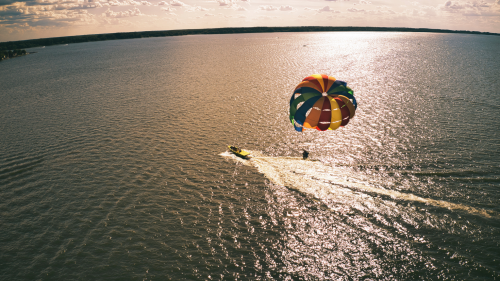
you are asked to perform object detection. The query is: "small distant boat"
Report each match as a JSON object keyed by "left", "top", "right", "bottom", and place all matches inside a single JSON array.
[{"left": 228, "top": 146, "right": 251, "bottom": 159}]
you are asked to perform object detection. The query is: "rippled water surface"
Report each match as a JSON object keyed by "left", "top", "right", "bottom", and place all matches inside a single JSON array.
[{"left": 1, "top": 32, "right": 499, "bottom": 280}]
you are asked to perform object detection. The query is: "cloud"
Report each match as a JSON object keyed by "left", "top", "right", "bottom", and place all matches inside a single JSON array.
[
  {"left": 216, "top": 1, "right": 246, "bottom": 10},
  {"left": 103, "top": 6, "right": 142, "bottom": 17},
  {"left": 0, "top": 1, "right": 98, "bottom": 29},
  {"left": 105, "top": 0, "right": 153, "bottom": 6},
  {"left": 44, "top": 0, "right": 104, "bottom": 9},
  {"left": 233, "top": 4, "right": 246, "bottom": 10},
  {"left": 279, "top": 5, "right": 293, "bottom": 11},
  {"left": 442, "top": 0, "right": 469, "bottom": 11},
  {"left": 257, "top": 14, "right": 277, "bottom": 20},
  {"left": 25, "top": 0, "right": 60, "bottom": 7},
  {"left": 160, "top": 6, "right": 174, "bottom": 11},
  {"left": 0, "top": 0, "right": 51, "bottom": 6},
  {"left": 0, "top": 4, "right": 28, "bottom": 18},
  {"left": 441, "top": 1, "right": 491, "bottom": 11},
  {"left": 169, "top": 0, "right": 185, "bottom": 6},
  {"left": 439, "top": 0, "right": 499, "bottom": 16},
  {"left": 418, "top": 5, "right": 437, "bottom": 16},
  {"left": 373, "top": 6, "right": 396, "bottom": 15},
  {"left": 157, "top": 1, "right": 168, "bottom": 5},
  {"left": 318, "top": 6, "right": 339, "bottom": 12},
  {"left": 186, "top": 5, "right": 209, "bottom": 12},
  {"left": 0, "top": 0, "right": 20, "bottom": 5},
  {"left": 259, "top": 5, "right": 277, "bottom": 11},
  {"left": 216, "top": 0, "right": 234, "bottom": 6},
  {"left": 347, "top": 7, "right": 364, "bottom": 12},
  {"left": 0, "top": 0, "right": 101, "bottom": 17},
  {"left": 1, "top": 0, "right": 105, "bottom": 8}
]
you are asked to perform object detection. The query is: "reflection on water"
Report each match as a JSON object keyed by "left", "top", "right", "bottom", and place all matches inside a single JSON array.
[{"left": 0, "top": 32, "right": 499, "bottom": 280}]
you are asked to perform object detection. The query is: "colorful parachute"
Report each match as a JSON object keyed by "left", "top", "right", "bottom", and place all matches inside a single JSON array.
[{"left": 289, "top": 74, "right": 357, "bottom": 132}]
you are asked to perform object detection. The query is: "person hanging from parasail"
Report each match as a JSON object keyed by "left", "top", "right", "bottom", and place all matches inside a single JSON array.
[{"left": 302, "top": 150, "right": 309, "bottom": 160}]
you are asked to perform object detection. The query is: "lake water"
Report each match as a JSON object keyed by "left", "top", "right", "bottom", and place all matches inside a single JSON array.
[{"left": 1, "top": 32, "right": 499, "bottom": 280}]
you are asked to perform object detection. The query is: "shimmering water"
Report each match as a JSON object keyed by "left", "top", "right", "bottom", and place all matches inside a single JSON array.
[{"left": 1, "top": 32, "right": 499, "bottom": 280}]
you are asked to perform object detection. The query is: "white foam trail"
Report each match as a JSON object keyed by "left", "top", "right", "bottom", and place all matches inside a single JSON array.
[
  {"left": 219, "top": 151, "right": 253, "bottom": 166},
  {"left": 230, "top": 152, "right": 496, "bottom": 219}
]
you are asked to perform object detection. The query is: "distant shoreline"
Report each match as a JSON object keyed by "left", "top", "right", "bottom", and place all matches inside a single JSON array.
[
  {"left": 0, "top": 53, "right": 29, "bottom": 60},
  {"left": 0, "top": 49, "right": 30, "bottom": 61},
  {"left": 1, "top": 26, "right": 499, "bottom": 50}
]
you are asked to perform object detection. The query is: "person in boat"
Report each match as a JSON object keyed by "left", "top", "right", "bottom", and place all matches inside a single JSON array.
[
  {"left": 230, "top": 146, "right": 241, "bottom": 153},
  {"left": 302, "top": 150, "right": 309, "bottom": 160}
]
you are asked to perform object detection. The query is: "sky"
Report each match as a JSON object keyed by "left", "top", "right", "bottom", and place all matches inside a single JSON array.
[{"left": 1, "top": 0, "right": 500, "bottom": 42}]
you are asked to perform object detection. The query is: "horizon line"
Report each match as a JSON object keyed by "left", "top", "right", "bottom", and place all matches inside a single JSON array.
[{"left": 1, "top": 26, "right": 499, "bottom": 49}]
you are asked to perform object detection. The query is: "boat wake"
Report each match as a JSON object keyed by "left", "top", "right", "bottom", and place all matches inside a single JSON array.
[{"left": 222, "top": 151, "right": 497, "bottom": 219}]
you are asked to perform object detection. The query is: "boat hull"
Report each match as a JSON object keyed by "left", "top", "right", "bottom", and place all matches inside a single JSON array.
[{"left": 228, "top": 146, "right": 251, "bottom": 159}]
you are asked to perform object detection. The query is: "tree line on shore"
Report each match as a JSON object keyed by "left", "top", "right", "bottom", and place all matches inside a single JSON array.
[
  {"left": 0, "top": 49, "right": 27, "bottom": 61},
  {"left": 1, "top": 26, "right": 498, "bottom": 50}
]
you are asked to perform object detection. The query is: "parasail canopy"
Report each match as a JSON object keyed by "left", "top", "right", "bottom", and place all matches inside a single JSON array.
[{"left": 289, "top": 74, "right": 357, "bottom": 132}]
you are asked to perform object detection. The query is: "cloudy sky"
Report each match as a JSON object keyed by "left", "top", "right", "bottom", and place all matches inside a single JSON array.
[{"left": 1, "top": 0, "right": 499, "bottom": 42}]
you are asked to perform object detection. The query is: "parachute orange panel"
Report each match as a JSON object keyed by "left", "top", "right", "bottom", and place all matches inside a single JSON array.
[{"left": 289, "top": 74, "right": 357, "bottom": 132}]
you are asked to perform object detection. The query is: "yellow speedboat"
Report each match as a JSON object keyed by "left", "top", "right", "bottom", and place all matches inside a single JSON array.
[{"left": 228, "top": 146, "right": 251, "bottom": 159}]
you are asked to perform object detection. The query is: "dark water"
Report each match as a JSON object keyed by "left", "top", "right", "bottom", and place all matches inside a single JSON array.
[{"left": 1, "top": 32, "right": 499, "bottom": 280}]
